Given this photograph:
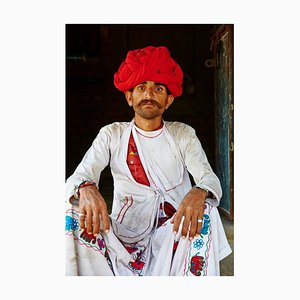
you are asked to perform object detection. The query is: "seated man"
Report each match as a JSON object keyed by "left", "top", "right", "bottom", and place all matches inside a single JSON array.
[{"left": 65, "top": 45, "right": 232, "bottom": 276}]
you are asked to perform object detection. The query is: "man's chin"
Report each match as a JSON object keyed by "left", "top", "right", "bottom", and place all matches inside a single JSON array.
[{"left": 138, "top": 111, "right": 161, "bottom": 120}]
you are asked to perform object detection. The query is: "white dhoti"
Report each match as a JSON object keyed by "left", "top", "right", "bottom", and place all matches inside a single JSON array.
[{"left": 65, "top": 202, "right": 231, "bottom": 276}]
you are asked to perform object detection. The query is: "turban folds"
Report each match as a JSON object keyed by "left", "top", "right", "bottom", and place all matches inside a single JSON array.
[{"left": 114, "top": 46, "right": 183, "bottom": 97}]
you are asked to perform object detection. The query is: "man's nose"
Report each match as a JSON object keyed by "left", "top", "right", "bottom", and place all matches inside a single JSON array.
[{"left": 143, "top": 87, "right": 154, "bottom": 98}]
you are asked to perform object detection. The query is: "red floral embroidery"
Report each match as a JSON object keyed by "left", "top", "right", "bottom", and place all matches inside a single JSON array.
[{"left": 190, "top": 254, "right": 205, "bottom": 276}]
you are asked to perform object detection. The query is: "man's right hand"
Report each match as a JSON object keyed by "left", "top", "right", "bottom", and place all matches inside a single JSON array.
[{"left": 78, "top": 186, "right": 110, "bottom": 236}]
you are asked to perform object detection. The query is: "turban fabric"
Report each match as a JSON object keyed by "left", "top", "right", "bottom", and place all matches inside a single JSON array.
[{"left": 114, "top": 46, "right": 183, "bottom": 97}]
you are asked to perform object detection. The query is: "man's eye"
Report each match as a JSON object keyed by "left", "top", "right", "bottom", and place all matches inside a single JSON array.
[
  {"left": 155, "top": 87, "right": 163, "bottom": 92},
  {"left": 137, "top": 85, "right": 144, "bottom": 90}
]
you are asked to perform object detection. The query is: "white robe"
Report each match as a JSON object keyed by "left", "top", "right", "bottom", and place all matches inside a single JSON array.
[{"left": 65, "top": 120, "right": 232, "bottom": 276}]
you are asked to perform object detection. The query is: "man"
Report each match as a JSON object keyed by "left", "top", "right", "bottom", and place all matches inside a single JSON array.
[{"left": 65, "top": 45, "right": 231, "bottom": 276}]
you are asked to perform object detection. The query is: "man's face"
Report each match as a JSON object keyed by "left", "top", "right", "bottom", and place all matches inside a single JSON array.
[{"left": 125, "top": 81, "right": 174, "bottom": 120}]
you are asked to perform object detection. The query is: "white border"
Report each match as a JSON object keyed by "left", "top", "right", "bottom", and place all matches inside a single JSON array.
[{"left": 1, "top": 1, "right": 299, "bottom": 299}]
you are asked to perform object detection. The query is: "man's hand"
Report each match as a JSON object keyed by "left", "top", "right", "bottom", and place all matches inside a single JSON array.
[
  {"left": 170, "top": 187, "right": 206, "bottom": 240},
  {"left": 78, "top": 186, "right": 110, "bottom": 236}
]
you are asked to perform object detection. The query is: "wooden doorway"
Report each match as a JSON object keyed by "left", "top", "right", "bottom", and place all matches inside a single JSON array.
[{"left": 207, "top": 25, "right": 234, "bottom": 220}]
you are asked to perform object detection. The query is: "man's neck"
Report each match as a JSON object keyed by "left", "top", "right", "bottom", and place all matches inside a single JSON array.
[{"left": 134, "top": 115, "right": 163, "bottom": 131}]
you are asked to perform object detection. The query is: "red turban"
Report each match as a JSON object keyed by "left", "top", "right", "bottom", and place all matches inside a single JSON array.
[{"left": 114, "top": 46, "right": 183, "bottom": 97}]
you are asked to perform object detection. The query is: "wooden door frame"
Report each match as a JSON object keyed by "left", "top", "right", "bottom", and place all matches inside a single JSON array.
[{"left": 210, "top": 24, "right": 234, "bottom": 220}]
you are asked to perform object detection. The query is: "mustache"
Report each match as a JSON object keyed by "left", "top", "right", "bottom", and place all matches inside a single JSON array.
[{"left": 138, "top": 99, "right": 162, "bottom": 109}]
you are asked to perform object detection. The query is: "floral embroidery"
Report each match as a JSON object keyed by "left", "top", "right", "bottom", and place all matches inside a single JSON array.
[
  {"left": 193, "top": 238, "right": 204, "bottom": 250},
  {"left": 200, "top": 214, "right": 210, "bottom": 236},
  {"left": 80, "top": 229, "right": 97, "bottom": 244},
  {"left": 126, "top": 242, "right": 147, "bottom": 275},
  {"left": 97, "top": 237, "right": 106, "bottom": 251},
  {"left": 190, "top": 254, "right": 205, "bottom": 276},
  {"left": 129, "top": 258, "right": 145, "bottom": 271},
  {"left": 97, "top": 237, "right": 114, "bottom": 273},
  {"left": 125, "top": 244, "right": 139, "bottom": 254},
  {"left": 65, "top": 216, "right": 79, "bottom": 231}
]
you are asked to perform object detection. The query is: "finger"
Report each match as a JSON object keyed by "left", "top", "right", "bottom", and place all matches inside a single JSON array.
[
  {"left": 78, "top": 199, "right": 87, "bottom": 229},
  {"left": 169, "top": 213, "right": 176, "bottom": 224},
  {"left": 79, "top": 211, "right": 86, "bottom": 230},
  {"left": 85, "top": 209, "right": 93, "bottom": 234},
  {"left": 196, "top": 214, "right": 204, "bottom": 236},
  {"left": 92, "top": 212, "right": 100, "bottom": 236},
  {"left": 101, "top": 210, "right": 110, "bottom": 233},
  {"left": 172, "top": 209, "right": 183, "bottom": 234},
  {"left": 181, "top": 208, "right": 193, "bottom": 238},
  {"left": 189, "top": 213, "right": 199, "bottom": 240}
]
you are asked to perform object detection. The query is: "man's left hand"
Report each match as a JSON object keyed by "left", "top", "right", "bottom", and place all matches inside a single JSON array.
[{"left": 170, "top": 187, "right": 206, "bottom": 240}]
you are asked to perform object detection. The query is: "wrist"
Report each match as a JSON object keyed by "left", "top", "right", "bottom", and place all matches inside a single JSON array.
[
  {"left": 193, "top": 186, "right": 210, "bottom": 199},
  {"left": 74, "top": 181, "right": 98, "bottom": 198}
]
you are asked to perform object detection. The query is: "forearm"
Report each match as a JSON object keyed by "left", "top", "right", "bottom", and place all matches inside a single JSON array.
[{"left": 183, "top": 128, "right": 222, "bottom": 205}]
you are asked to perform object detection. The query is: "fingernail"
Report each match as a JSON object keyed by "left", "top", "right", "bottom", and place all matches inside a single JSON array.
[
  {"left": 189, "top": 237, "right": 193, "bottom": 241},
  {"left": 94, "top": 233, "right": 98, "bottom": 237},
  {"left": 105, "top": 229, "right": 109, "bottom": 233},
  {"left": 182, "top": 236, "right": 186, "bottom": 239},
  {"left": 88, "top": 232, "right": 92, "bottom": 235},
  {"left": 173, "top": 231, "right": 177, "bottom": 235},
  {"left": 195, "top": 234, "right": 199, "bottom": 237}
]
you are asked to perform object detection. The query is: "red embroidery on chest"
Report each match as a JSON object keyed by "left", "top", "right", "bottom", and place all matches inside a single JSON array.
[{"left": 127, "top": 133, "right": 150, "bottom": 186}]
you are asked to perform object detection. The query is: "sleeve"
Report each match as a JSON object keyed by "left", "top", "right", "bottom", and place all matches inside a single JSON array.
[
  {"left": 181, "top": 125, "right": 222, "bottom": 207},
  {"left": 65, "top": 126, "right": 111, "bottom": 204}
]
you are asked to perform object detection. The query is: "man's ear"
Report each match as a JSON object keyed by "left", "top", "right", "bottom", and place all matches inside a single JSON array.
[
  {"left": 125, "top": 91, "right": 133, "bottom": 107},
  {"left": 165, "top": 95, "right": 175, "bottom": 109}
]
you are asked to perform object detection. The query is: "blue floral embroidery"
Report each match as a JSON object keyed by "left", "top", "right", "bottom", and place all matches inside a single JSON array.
[
  {"left": 200, "top": 214, "right": 210, "bottom": 235},
  {"left": 65, "top": 216, "right": 79, "bottom": 231},
  {"left": 193, "top": 238, "right": 204, "bottom": 250}
]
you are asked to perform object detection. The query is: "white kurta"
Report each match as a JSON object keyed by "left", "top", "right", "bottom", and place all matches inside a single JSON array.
[{"left": 65, "top": 120, "right": 232, "bottom": 276}]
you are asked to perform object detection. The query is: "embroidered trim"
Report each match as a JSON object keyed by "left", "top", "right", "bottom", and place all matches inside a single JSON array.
[
  {"left": 136, "top": 128, "right": 163, "bottom": 139},
  {"left": 116, "top": 197, "right": 129, "bottom": 222},
  {"left": 120, "top": 196, "right": 134, "bottom": 224},
  {"left": 147, "top": 170, "right": 158, "bottom": 188}
]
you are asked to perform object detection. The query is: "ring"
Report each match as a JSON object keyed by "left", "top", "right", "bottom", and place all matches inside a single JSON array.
[
  {"left": 78, "top": 213, "right": 86, "bottom": 217},
  {"left": 197, "top": 219, "right": 203, "bottom": 223}
]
